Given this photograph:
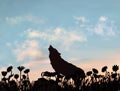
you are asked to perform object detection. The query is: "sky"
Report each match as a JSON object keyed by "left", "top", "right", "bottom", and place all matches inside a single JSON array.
[{"left": 0, "top": 0, "right": 120, "bottom": 81}]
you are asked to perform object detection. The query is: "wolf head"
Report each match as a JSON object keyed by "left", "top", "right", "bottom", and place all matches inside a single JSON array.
[{"left": 48, "top": 45, "right": 61, "bottom": 58}]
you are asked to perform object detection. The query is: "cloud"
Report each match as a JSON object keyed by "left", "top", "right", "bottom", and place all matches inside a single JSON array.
[
  {"left": 88, "top": 16, "right": 116, "bottom": 36},
  {"left": 5, "top": 15, "right": 45, "bottom": 24},
  {"left": 94, "top": 23, "right": 105, "bottom": 35},
  {"left": 26, "top": 27, "right": 87, "bottom": 47},
  {"left": 14, "top": 40, "right": 43, "bottom": 61},
  {"left": 6, "top": 16, "right": 24, "bottom": 24},
  {"left": 73, "top": 16, "right": 88, "bottom": 23},
  {"left": 73, "top": 16, "right": 117, "bottom": 37},
  {"left": 94, "top": 23, "right": 115, "bottom": 36},
  {"left": 99, "top": 16, "right": 107, "bottom": 22}
]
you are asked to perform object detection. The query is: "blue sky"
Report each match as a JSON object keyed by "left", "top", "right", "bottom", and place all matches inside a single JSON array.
[{"left": 0, "top": 0, "right": 120, "bottom": 80}]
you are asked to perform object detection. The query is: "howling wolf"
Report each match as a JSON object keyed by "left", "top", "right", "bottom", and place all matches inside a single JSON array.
[{"left": 48, "top": 45, "right": 85, "bottom": 84}]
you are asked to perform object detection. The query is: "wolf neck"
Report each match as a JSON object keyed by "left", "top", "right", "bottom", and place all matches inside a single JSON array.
[
  {"left": 49, "top": 55, "right": 63, "bottom": 64},
  {"left": 49, "top": 55, "right": 59, "bottom": 61}
]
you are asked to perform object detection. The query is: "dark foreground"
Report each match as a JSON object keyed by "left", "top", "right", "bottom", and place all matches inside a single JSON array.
[{"left": 0, "top": 65, "right": 120, "bottom": 91}]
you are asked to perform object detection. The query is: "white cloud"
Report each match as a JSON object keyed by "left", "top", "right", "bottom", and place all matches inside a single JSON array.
[
  {"left": 73, "top": 16, "right": 87, "bottom": 27},
  {"left": 94, "top": 23, "right": 105, "bottom": 35},
  {"left": 89, "top": 16, "right": 116, "bottom": 36},
  {"left": 106, "top": 26, "right": 116, "bottom": 36},
  {"left": 5, "top": 15, "right": 45, "bottom": 24},
  {"left": 60, "top": 31, "right": 87, "bottom": 46},
  {"left": 6, "top": 16, "right": 24, "bottom": 24},
  {"left": 73, "top": 16, "right": 116, "bottom": 37},
  {"left": 73, "top": 16, "right": 88, "bottom": 24},
  {"left": 27, "top": 30, "right": 40, "bottom": 38},
  {"left": 14, "top": 40, "right": 43, "bottom": 61},
  {"left": 99, "top": 16, "right": 107, "bottom": 22},
  {"left": 26, "top": 27, "right": 87, "bottom": 47},
  {"left": 94, "top": 23, "right": 115, "bottom": 36}
]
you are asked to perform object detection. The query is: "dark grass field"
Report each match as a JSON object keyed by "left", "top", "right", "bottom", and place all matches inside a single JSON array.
[{"left": 0, "top": 65, "right": 120, "bottom": 91}]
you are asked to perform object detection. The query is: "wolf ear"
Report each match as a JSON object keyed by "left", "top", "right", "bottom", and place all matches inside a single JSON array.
[
  {"left": 49, "top": 45, "right": 53, "bottom": 48},
  {"left": 49, "top": 45, "right": 53, "bottom": 51},
  {"left": 50, "top": 45, "right": 52, "bottom": 47}
]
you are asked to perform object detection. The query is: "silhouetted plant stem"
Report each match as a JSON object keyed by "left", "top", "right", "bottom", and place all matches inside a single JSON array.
[
  {"left": 17, "top": 66, "right": 25, "bottom": 91},
  {"left": 24, "top": 69, "right": 30, "bottom": 80}
]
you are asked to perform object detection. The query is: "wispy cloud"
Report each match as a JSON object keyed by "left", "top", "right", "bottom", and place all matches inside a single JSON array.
[
  {"left": 26, "top": 27, "right": 87, "bottom": 47},
  {"left": 99, "top": 16, "right": 107, "bottom": 22},
  {"left": 14, "top": 40, "right": 43, "bottom": 61},
  {"left": 5, "top": 15, "right": 45, "bottom": 24},
  {"left": 86, "top": 16, "right": 116, "bottom": 37},
  {"left": 93, "top": 22, "right": 115, "bottom": 36},
  {"left": 73, "top": 16, "right": 117, "bottom": 37},
  {"left": 73, "top": 16, "right": 89, "bottom": 23}
]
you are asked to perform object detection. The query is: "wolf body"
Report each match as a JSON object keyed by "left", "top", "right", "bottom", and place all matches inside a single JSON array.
[{"left": 48, "top": 45, "right": 85, "bottom": 80}]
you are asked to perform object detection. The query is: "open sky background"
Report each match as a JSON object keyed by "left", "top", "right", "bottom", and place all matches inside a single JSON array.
[{"left": 0, "top": 0, "right": 120, "bottom": 81}]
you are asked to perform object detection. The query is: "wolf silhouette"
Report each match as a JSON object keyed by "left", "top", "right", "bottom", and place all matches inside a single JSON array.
[{"left": 48, "top": 45, "right": 85, "bottom": 84}]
